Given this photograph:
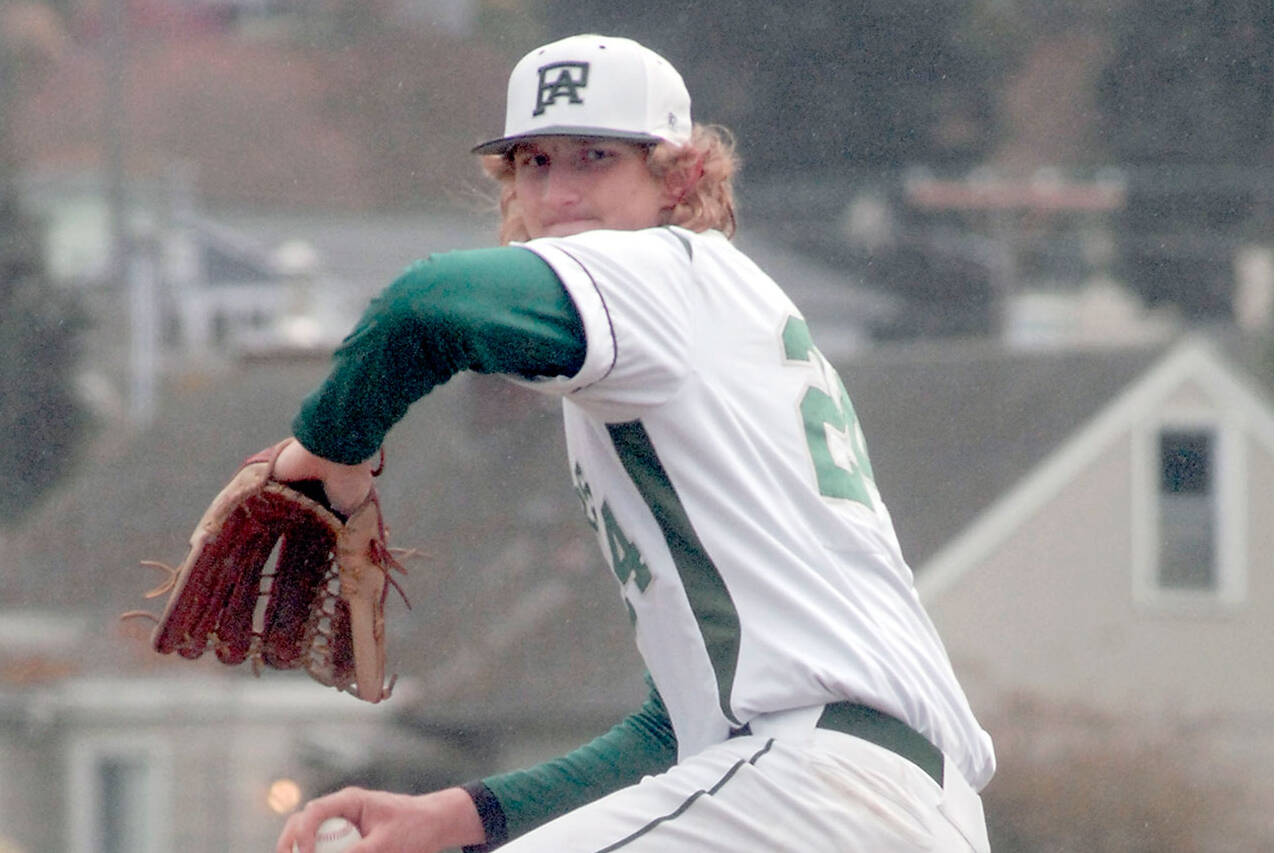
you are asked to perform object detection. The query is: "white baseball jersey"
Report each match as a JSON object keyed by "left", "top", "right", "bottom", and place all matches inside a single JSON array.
[{"left": 512, "top": 226, "right": 995, "bottom": 791}]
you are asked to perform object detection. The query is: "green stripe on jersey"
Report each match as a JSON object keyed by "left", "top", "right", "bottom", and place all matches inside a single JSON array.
[{"left": 606, "top": 420, "right": 743, "bottom": 727}]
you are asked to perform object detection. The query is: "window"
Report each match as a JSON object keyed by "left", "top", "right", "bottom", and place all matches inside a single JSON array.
[
  {"left": 1133, "top": 418, "right": 1246, "bottom": 606},
  {"left": 1157, "top": 430, "right": 1216, "bottom": 591},
  {"left": 68, "top": 735, "right": 171, "bottom": 853},
  {"left": 98, "top": 755, "right": 149, "bottom": 853}
]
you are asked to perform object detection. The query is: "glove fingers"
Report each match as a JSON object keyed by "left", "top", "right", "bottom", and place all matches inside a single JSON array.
[
  {"left": 315, "top": 596, "right": 357, "bottom": 691},
  {"left": 151, "top": 460, "right": 275, "bottom": 657},
  {"left": 153, "top": 513, "right": 279, "bottom": 659},
  {"left": 261, "top": 525, "right": 337, "bottom": 669},
  {"left": 214, "top": 529, "right": 285, "bottom": 666}
]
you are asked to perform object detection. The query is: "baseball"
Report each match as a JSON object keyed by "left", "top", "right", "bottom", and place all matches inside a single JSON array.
[{"left": 293, "top": 816, "right": 361, "bottom": 853}]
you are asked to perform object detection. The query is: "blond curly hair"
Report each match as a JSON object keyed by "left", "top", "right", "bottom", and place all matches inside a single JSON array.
[{"left": 480, "top": 124, "right": 740, "bottom": 245}]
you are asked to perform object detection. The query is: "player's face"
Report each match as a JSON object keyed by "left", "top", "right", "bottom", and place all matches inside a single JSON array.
[{"left": 511, "top": 137, "right": 676, "bottom": 238}]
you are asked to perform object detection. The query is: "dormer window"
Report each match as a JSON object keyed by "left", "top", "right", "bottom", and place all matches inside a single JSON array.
[
  {"left": 1157, "top": 429, "right": 1216, "bottom": 591},
  {"left": 1134, "top": 417, "right": 1246, "bottom": 606}
]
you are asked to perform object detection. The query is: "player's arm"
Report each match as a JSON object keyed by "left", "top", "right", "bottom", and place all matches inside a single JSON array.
[
  {"left": 292, "top": 246, "right": 585, "bottom": 466},
  {"left": 459, "top": 676, "right": 678, "bottom": 851}
]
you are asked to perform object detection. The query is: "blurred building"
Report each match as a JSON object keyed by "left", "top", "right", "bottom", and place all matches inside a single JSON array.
[
  {"left": 1, "top": 188, "right": 1271, "bottom": 849},
  {"left": 1, "top": 4, "right": 1271, "bottom": 849},
  {"left": 2, "top": 320, "right": 1270, "bottom": 852}
]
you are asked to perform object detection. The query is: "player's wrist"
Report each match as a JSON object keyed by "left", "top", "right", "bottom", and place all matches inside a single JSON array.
[{"left": 416, "top": 787, "right": 488, "bottom": 849}]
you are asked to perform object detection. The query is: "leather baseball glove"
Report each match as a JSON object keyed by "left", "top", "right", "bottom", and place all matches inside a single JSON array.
[{"left": 127, "top": 439, "right": 408, "bottom": 702}]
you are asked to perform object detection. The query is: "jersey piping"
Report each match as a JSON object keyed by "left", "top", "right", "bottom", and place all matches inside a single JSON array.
[
  {"left": 550, "top": 247, "right": 620, "bottom": 387},
  {"left": 511, "top": 244, "right": 618, "bottom": 393},
  {"left": 593, "top": 738, "right": 776, "bottom": 852}
]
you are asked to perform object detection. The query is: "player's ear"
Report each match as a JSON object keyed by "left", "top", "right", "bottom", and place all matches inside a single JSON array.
[{"left": 660, "top": 151, "right": 703, "bottom": 209}]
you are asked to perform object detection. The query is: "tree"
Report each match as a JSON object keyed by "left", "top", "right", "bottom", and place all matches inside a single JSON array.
[
  {"left": 0, "top": 194, "right": 89, "bottom": 528},
  {"left": 540, "top": 0, "right": 1000, "bottom": 180},
  {"left": 1096, "top": 0, "right": 1272, "bottom": 319},
  {"left": 0, "top": 2, "right": 89, "bottom": 526}
]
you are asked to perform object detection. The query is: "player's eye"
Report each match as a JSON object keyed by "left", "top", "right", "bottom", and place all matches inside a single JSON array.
[
  {"left": 582, "top": 147, "right": 616, "bottom": 165},
  {"left": 515, "top": 151, "right": 551, "bottom": 170}
]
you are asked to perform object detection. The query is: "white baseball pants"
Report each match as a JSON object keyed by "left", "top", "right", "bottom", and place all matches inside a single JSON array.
[{"left": 494, "top": 728, "right": 990, "bottom": 852}]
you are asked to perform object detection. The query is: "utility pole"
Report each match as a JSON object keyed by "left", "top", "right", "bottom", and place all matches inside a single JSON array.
[
  {"left": 128, "top": 216, "right": 158, "bottom": 426},
  {"left": 104, "top": 0, "right": 128, "bottom": 292},
  {"left": 103, "top": 0, "right": 157, "bottom": 426}
]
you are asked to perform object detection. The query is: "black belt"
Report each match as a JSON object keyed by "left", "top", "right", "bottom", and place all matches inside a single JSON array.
[{"left": 735, "top": 702, "right": 944, "bottom": 786}]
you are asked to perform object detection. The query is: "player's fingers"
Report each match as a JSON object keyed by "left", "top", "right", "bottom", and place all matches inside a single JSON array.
[
  {"left": 277, "top": 809, "right": 327, "bottom": 853},
  {"left": 343, "top": 832, "right": 379, "bottom": 853},
  {"left": 275, "top": 812, "right": 309, "bottom": 853},
  {"left": 278, "top": 788, "right": 368, "bottom": 853},
  {"left": 272, "top": 439, "right": 375, "bottom": 515},
  {"left": 346, "top": 822, "right": 408, "bottom": 853}
]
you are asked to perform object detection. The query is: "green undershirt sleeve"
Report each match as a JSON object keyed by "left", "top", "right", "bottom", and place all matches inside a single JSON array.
[
  {"left": 461, "top": 677, "right": 679, "bottom": 850},
  {"left": 292, "top": 246, "right": 585, "bottom": 464}
]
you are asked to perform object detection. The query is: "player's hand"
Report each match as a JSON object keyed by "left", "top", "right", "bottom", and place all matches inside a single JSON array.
[
  {"left": 271, "top": 438, "right": 377, "bottom": 517},
  {"left": 276, "top": 786, "right": 486, "bottom": 853}
]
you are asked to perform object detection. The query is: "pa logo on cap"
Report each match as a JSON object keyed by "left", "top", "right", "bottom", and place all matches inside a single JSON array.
[{"left": 534, "top": 62, "right": 590, "bottom": 116}]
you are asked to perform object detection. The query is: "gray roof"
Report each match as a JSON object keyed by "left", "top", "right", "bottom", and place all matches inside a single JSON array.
[
  {"left": 840, "top": 341, "right": 1168, "bottom": 566},
  {"left": 216, "top": 207, "right": 500, "bottom": 299}
]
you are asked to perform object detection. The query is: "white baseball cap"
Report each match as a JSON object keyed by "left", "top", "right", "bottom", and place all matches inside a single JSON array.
[{"left": 471, "top": 34, "right": 692, "bottom": 155}]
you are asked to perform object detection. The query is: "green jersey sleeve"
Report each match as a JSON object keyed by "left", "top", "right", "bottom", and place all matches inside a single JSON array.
[
  {"left": 293, "top": 246, "right": 586, "bottom": 464},
  {"left": 461, "top": 678, "right": 678, "bottom": 851}
]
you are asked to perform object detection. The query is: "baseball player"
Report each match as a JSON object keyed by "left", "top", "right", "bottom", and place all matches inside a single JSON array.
[{"left": 276, "top": 34, "right": 995, "bottom": 853}]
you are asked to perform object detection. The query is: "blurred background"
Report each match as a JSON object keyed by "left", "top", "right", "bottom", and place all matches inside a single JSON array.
[{"left": 0, "top": 1, "right": 1272, "bottom": 851}]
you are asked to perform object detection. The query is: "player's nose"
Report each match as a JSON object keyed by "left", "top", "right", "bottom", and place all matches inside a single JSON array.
[{"left": 540, "top": 164, "right": 583, "bottom": 204}]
